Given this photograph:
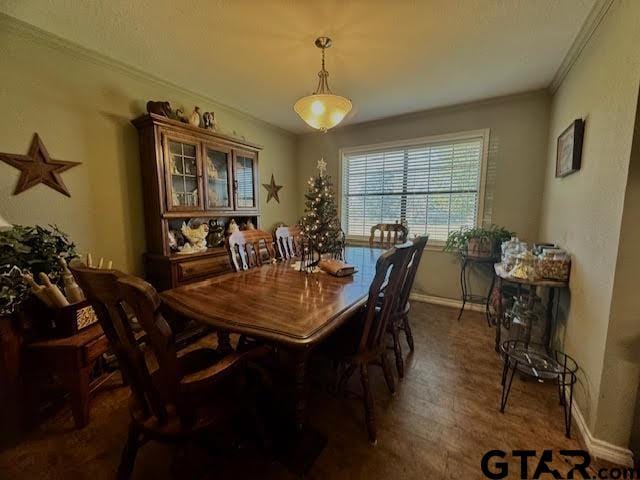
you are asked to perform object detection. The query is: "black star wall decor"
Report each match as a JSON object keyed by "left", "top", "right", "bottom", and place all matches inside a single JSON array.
[
  {"left": 262, "top": 173, "right": 283, "bottom": 203},
  {"left": 0, "top": 133, "right": 80, "bottom": 197}
]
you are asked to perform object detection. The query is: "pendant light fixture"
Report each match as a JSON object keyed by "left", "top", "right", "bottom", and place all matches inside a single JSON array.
[{"left": 294, "top": 37, "right": 352, "bottom": 132}]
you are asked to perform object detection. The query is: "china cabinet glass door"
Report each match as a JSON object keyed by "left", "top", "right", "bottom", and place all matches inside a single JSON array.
[
  {"left": 234, "top": 150, "right": 258, "bottom": 210},
  {"left": 165, "top": 136, "right": 204, "bottom": 211},
  {"left": 203, "top": 144, "right": 233, "bottom": 211}
]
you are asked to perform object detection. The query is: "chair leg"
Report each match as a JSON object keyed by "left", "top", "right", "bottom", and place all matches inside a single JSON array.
[
  {"left": 359, "top": 365, "right": 377, "bottom": 445},
  {"left": 117, "top": 422, "right": 141, "bottom": 480},
  {"left": 380, "top": 353, "right": 396, "bottom": 394},
  {"left": 392, "top": 328, "right": 404, "bottom": 378},
  {"left": 403, "top": 313, "right": 415, "bottom": 352}
]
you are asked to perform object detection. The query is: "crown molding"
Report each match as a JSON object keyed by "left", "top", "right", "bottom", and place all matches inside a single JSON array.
[
  {"left": 0, "top": 12, "right": 294, "bottom": 137},
  {"left": 549, "top": 0, "right": 614, "bottom": 93}
]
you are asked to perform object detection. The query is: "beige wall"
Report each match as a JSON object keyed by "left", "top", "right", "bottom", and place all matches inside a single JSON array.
[
  {"left": 606, "top": 98, "right": 640, "bottom": 454},
  {"left": 0, "top": 18, "right": 299, "bottom": 275},
  {"left": 539, "top": 0, "right": 640, "bottom": 447},
  {"left": 296, "top": 91, "right": 550, "bottom": 300}
]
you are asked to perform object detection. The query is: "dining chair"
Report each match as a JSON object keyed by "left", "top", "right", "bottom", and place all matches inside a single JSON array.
[
  {"left": 273, "top": 224, "right": 302, "bottom": 260},
  {"left": 71, "top": 264, "right": 268, "bottom": 479},
  {"left": 368, "top": 221, "right": 409, "bottom": 248},
  {"left": 388, "top": 235, "right": 429, "bottom": 377},
  {"left": 226, "top": 230, "right": 277, "bottom": 350},
  {"left": 323, "top": 243, "right": 412, "bottom": 444},
  {"left": 227, "top": 229, "right": 277, "bottom": 271}
]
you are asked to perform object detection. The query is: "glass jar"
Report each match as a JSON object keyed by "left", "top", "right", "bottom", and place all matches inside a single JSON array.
[
  {"left": 535, "top": 250, "right": 570, "bottom": 281},
  {"left": 501, "top": 237, "right": 528, "bottom": 272},
  {"left": 511, "top": 251, "right": 537, "bottom": 280}
]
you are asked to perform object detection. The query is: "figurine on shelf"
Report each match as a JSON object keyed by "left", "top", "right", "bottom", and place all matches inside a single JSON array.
[
  {"left": 206, "top": 157, "right": 219, "bottom": 179},
  {"left": 188, "top": 107, "right": 201, "bottom": 127},
  {"left": 202, "top": 111, "right": 218, "bottom": 131},
  {"left": 246, "top": 219, "right": 256, "bottom": 230},
  {"left": 168, "top": 229, "right": 186, "bottom": 251},
  {"left": 208, "top": 188, "right": 219, "bottom": 206},
  {"left": 207, "top": 220, "right": 225, "bottom": 247},
  {"left": 191, "top": 188, "right": 198, "bottom": 206},
  {"left": 180, "top": 221, "right": 208, "bottom": 252},
  {"left": 146, "top": 100, "right": 172, "bottom": 117},
  {"left": 170, "top": 156, "right": 180, "bottom": 174},
  {"left": 227, "top": 218, "right": 240, "bottom": 233},
  {"left": 168, "top": 230, "right": 178, "bottom": 251}
]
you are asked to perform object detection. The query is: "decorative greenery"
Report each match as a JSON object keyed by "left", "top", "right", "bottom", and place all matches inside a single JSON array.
[
  {"left": 443, "top": 225, "right": 513, "bottom": 255},
  {"left": 0, "top": 225, "right": 77, "bottom": 316},
  {"left": 299, "top": 170, "right": 344, "bottom": 256}
]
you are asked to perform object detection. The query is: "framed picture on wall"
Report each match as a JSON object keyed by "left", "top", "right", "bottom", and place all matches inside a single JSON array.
[{"left": 556, "top": 119, "right": 585, "bottom": 177}]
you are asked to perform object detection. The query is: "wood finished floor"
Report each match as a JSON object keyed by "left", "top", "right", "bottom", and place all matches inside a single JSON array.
[{"left": 0, "top": 303, "right": 585, "bottom": 479}]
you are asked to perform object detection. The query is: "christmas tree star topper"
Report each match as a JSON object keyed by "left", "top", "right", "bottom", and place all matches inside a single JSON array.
[{"left": 317, "top": 157, "right": 327, "bottom": 175}]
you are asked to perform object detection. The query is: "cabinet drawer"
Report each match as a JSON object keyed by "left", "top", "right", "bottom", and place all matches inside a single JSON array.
[{"left": 176, "top": 255, "right": 231, "bottom": 282}]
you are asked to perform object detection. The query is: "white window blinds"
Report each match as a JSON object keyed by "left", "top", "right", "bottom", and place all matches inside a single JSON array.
[{"left": 341, "top": 134, "right": 486, "bottom": 242}]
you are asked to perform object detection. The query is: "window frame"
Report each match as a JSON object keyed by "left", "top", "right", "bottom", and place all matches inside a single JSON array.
[{"left": 338, "top": 128, "right": 490, "bottom": 248}]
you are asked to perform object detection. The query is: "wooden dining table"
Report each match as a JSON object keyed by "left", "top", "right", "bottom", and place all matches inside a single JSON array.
[{"left": 160, "top": 245, "right": 383, "bottom": 430}]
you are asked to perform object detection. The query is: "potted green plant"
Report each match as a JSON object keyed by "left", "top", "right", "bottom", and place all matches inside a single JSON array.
[
  {"left": 443, "top": 225, "right": 513, "bottom": 258},
  {"left": 0, "top": 225, "right": 77, "bottom": 317}
]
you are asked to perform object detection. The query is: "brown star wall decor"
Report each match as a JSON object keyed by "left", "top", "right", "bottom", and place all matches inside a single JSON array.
[
  {"left": 262, "top": 173, "right": 283, "bottom": 203},
  {"left": 0, "top": 133, "right": 80, "bottom": 197}
]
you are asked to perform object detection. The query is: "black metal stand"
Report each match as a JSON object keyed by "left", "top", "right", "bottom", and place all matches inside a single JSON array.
[
  {"left": 458, "top": 254, "right": 499, "bottom": 325},
  {"left": 499, "top": 340, "right": 577, "bottom": 438}
]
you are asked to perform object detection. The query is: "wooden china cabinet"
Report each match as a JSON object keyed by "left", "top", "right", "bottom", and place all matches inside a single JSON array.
[{"left": 132, "top": 113, "right": 262, "bottom": 292}]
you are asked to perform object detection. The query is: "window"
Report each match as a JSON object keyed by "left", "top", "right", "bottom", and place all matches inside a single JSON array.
[{"left": 340, "top": 130, "right": 488, "bottom": 243}]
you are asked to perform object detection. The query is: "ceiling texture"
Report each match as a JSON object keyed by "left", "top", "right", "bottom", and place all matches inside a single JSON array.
[{"left": 0, "top": 0, "right": 596, "bottom": 133}]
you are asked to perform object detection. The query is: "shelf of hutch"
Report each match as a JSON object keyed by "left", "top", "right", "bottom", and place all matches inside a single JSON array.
[{"left": 133, "top": 113, "right": 263, "bottom": 291}]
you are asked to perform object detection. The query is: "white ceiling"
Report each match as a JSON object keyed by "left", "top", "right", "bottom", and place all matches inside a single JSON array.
[{"left": 1, "top": 0, "right": 596, "bottom": 133}]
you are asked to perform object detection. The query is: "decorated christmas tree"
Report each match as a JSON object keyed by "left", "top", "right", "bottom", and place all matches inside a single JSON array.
[{"left": 299, "top": 158, "right": 344, "bottom": 258}]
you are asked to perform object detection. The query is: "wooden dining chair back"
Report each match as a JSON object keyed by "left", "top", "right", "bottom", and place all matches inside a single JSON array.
[
  {"left": 326, "top": 243, "right": 412, "bottom": 444},
  {"left": 397, "top": 235, "right": 429, "bottom": 318},
  {"left": 369, "top": 222, "right": 409, "bottom": 248},
  {"left": 359, "top": 243, "right": 413, "bottom": 357},
  {"left": 71, "top": 266, "right": 171, "bottom": 422},
  {"left": 274, "top": 225, "right": 302, "bottom": 260},
  {"left": 71, "top": 264, "right": 265, "bottom": 479},
  {"left": 388, "top": 235, "right": 428, "bottom": 377},
  {"left": 227, "top": 229, "right": 277, "bottom": 271}
]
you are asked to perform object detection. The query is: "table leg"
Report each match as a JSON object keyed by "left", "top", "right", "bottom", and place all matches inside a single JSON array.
[
  {"left": 485, "top": 271, "right": 496, "bottom": 327},
  {"left": 292, "top": 349, "right": 310, "bottom": 431},
  {"left": 495, "top": 277, "right": 503, "bottom": 353},
  {"left": 457, "top": 257, "right": 469, "bottom": 321},
  {"left": 543, "top": 287, "right": 556, "bottom": 351},
  {"left": 59, "top": 364, "right": 92, "bottom": 428}
]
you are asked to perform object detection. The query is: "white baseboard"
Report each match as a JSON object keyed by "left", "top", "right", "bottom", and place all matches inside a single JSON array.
[
  {"left": 569, "top": 396, "right": 634, "bottom": 467},
  {"left": 409, "top": 292, "right": 485, "bottom": 313}
]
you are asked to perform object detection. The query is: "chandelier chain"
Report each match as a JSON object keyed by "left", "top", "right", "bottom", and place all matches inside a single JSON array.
[{"left": 315, "top": 43, "right": 332, "bottom": 95}]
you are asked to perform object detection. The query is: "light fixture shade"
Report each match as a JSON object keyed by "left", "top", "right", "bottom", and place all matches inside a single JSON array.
[{"left": 294, "top": 93, "right": 352, "bottom": 132}]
